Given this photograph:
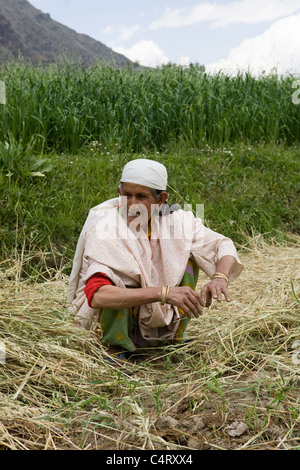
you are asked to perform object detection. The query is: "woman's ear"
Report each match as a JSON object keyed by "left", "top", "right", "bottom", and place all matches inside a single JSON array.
[{"left": 158, "top": 191, "right": 169, "bottom": 206}]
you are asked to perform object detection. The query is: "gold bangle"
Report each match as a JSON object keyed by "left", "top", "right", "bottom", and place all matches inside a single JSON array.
[
  {"left": 212, "top": 272, "right": 229, "bottom": 283},
  {"left": 161, "top": 286, "right": 166, "bottom": 305},
  {"left": 161, "top": 285, "right": 170, "bottom": 305},
  {"left": 166, "top": 286, "right": 170, "bottom": 303}
]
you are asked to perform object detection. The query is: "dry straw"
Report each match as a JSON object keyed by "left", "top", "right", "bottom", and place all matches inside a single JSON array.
[{"left": 0, "top": 234, "right": 299, "bottom": 450}]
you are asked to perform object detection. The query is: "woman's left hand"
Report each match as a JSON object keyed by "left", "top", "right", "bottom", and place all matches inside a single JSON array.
[{"left": 200, "top": 278, "right": 231, "bottom": 307}]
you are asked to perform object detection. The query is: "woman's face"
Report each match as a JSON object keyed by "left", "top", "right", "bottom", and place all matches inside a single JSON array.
[{"left": 118, "top": 182, "right": 167, "bottom": 227}]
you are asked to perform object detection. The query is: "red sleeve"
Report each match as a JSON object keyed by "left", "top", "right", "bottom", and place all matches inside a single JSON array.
[{"left": 84, "top": 273, "right": 114, "bottom": 308}]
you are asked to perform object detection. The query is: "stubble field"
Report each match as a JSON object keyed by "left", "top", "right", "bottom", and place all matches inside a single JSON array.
[{"left": 0, "top": 234, "right": 299, "bottom": 450}]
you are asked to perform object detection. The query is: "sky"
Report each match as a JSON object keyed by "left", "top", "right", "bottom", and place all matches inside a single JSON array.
[{"left": 28, "top": 0, "right": 300, "bottom": 75}]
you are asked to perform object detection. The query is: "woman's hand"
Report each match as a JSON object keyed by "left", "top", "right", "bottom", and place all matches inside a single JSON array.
[
  {"left": 167, "top": 286, "right": 204, "bottom": 318},
  {"left": 92, "top": 277, "right": 231, "bottom": 318},
  {"left": 200, "top": 278, "right": 231, "bottom": 308}
]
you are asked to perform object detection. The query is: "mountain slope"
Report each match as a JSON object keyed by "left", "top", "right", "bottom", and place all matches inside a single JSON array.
[{"left": 0, "top": 0, "right": 133, "bottom": 66}]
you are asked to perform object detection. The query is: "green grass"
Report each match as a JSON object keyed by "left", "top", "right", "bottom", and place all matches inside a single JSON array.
[{"left": 0, "top": 142, "right": 299, "bottom": 275}]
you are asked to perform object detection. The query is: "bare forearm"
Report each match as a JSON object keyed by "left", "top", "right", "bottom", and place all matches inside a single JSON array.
[
  {"left": 91, "top": 285, "right": 161, "bottom": 310},
  {"left": 214, "top": 255, "right": 236, "bottom": 277},
  {"left": 90, "top": 255, "right": 238, "bottom": 313}
]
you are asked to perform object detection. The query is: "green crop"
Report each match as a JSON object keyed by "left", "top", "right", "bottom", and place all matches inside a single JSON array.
[{"left": 0, "top": 60, "right": 299, "bottom": 155}]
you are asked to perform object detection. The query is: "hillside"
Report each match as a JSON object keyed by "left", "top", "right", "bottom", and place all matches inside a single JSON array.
[{"left": 0, "top": 0, "right": 133, "bottom": 66}]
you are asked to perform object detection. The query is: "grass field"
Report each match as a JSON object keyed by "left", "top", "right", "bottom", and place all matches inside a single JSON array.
[
  {"left": 0, "top": 61, "right": 299, "bottom": 451},
  {"left": 1, "top": 142, "right": 299, "bottom": 276}
]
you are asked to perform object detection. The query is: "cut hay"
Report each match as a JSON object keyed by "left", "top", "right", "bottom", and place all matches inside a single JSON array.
[{"left": 0, "top": 235, "right": 299, "bottom": 450}]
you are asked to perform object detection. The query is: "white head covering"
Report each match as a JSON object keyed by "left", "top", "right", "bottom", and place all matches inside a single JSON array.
[{"left": 121, "top": 159, "right": 168, "bottom": 190}]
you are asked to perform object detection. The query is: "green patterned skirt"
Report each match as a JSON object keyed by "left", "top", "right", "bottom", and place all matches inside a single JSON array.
[{"left": 99, "top": 258, "right": 199, "bottom": 352}]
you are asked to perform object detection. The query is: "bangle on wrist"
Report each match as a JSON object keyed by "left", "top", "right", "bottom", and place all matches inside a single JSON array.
[
  {"left": 161, "top": 285, "right": 170, "bottom": 305},
  {"left": 212, "top": 272, "right": 229, "bottom": 283}
]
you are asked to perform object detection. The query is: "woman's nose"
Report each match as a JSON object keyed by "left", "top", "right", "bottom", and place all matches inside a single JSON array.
[{"left": 128, "top": 196, "right": 138, "bottom": 205}]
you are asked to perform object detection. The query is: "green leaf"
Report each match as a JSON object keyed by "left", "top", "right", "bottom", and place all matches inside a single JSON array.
[{"left": 30, "top": 171, "right": 46, "bottom": 177}]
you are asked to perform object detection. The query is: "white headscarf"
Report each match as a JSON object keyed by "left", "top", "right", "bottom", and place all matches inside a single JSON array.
[{"left": 121, "top": 159, "right": 168, "bottom": 190}]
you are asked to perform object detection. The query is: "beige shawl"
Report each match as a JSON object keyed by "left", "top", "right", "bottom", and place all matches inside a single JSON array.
[{"left": 67, "top": 199, "right": 243, "bottom": 341}]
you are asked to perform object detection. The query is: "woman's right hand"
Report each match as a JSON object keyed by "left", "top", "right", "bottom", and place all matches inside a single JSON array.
[{"left": 167, "top": 286, "right": 204, "bottom": 318}]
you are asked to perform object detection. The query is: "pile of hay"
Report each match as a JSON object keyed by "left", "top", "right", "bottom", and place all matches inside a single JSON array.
[
  {"left": 192, "top": 234, "right": 300, "bottom": 372},
  {"left": 0, "top": 235, "right": 299, "bottom": 450}
]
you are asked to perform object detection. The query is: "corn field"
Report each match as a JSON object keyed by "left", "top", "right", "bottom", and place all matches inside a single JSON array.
[{"left": 0, "top": 60, "right": 299, "bottom": 154}]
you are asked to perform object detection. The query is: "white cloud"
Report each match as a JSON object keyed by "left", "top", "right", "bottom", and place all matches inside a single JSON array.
[
  {"left": 178, "top": 56, "right": 191, "bottom": 66},
  {"left": 102, "top": 25, "right": 113, "bottom": 34},
  {"left": 149, "top": 0, "right": 300, "bottom": 29},
  {"left": 150, "top": 4, "right": 214, "bottom": 29},
  {"left": 102, "top": 24, "right": 140, "bottom": 41},
  {"left": 113, "top": 40, "right": 169, "bottom": 67},
  {"left": 118, "top": 25, "right": 140, "bottom": 41},
  {"left": 205, "top": 13, "right": 300, "bottom": 75}
]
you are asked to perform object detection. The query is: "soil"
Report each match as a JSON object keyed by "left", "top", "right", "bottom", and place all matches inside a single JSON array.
[{"left": 67, "top": 359, "right": 299, "bottom": 451}]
